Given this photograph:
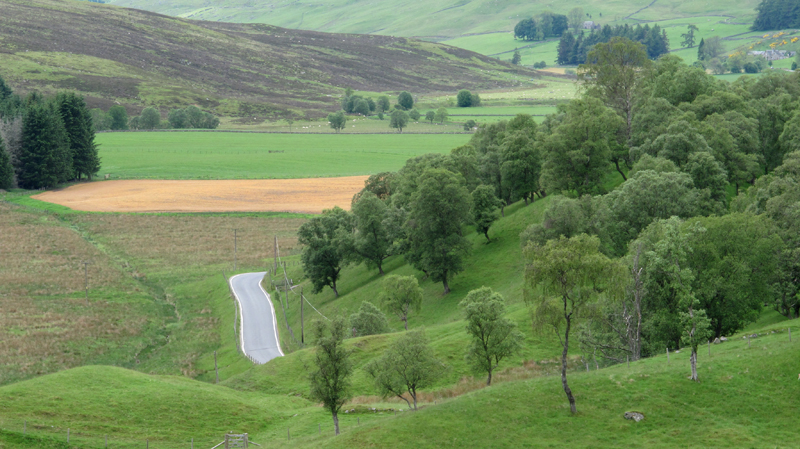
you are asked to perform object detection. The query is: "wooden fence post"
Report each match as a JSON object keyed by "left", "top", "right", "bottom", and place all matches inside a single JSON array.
[{"left": 666, "top": 348, "right": 669, "bottom": 362}]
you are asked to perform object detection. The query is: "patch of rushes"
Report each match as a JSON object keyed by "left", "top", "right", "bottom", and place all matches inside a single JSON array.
[{"left": 0, "top": 203, "right": 165, "bottom": 385}]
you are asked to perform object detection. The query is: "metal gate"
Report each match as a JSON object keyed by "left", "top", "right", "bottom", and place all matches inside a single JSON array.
[{"left": 224, "top": 433, "right": 248, "bottom": 448}]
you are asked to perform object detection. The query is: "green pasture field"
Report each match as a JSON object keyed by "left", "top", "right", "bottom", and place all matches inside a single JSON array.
[
  {"left": 109, "top": 0, "right": 762, "bottom": 40},
  {"left": 97, "top": 132, "right": 471, "bottom": 179},
  {"left": 430, "top": 105, "right": 558, "bottom": 116}
]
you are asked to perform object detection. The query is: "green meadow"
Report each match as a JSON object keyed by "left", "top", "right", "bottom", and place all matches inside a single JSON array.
[{"left": 96, "top": 132, "right": 471, "bottom": 179}]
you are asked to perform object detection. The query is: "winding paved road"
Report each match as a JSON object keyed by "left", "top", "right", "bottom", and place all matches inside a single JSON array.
[{"left": 229, "top": 272, "right": 284, "bottom": 364}]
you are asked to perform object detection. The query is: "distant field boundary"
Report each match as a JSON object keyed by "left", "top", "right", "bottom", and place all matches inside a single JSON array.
[{"left": 98, "top": 130, "right": 475, "bottom": 135}]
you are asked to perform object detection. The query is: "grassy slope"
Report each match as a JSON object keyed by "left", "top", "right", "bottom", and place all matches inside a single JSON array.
[
  {"left": 0, "top": 316, "right": 796, "bottom": 448},
  {"left": 0, "top": 365, "right": 312, "bottom": 448},
  {"left": 0, "top": 0, "right": 538, "bottom": 120},
  {"left": 96, "top": 132, "right": 471, "bottom": 179},
  {"left": 314, "top": 319, "right": 800, "bottom": 449},
  {"left": 109, "top": 0, "right": 761, "bottom": 39}
]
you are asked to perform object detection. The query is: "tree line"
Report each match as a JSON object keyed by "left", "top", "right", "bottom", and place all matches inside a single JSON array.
[
  {"left": 329, "top": 89, "right": 453, "bottom": 132},
  {"left": 752, "top": 0, "right": 800, "bottom": 31},
  {"left": 557, "top": 23, "right": 669, "bottom": 65},
  {"left": 92, "top": 105, "right": 219, "bottom": 131},
  {"left": 0, "top": 76, "right": 99, "bottom": 189},
  {"left": 301, "top": 37, "right": 800, "bottom": 418}
]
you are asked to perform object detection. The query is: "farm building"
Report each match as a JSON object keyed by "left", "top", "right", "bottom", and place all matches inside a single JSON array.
[{"left": 748, "top": 49, "right": 796, "bottom": 60}]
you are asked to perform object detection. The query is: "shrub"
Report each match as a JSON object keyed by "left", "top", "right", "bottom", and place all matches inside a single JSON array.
[{"left": 349, "top": 301, "right": 389, "bottom": 337}]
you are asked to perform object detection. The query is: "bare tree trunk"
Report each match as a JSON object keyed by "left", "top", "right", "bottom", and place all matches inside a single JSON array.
[
  {"left": 690, "top": 347, "right": 698, "bottom": 381},
  {"left": 614, "top": 160, "right": 627, "bottom": 181},
  {"left": 631, "top": 244, "right": 644, "bottom": 361},
  {"left": 562, "top": 314, "right": 577, "bottom": 414},
  {"left": 403, "top": 316, "right": 408, "bottom": 331},
  {"left": 332, "top": 283, "right": 339, "bottom": 298},
  {"left": 443, "top": 277, "right": 450, "bottom": 295},
  {"left": 484, "top": 231, "right": 490, "bottom": 242},
  {"left": 378, "top": 261, "right": 384, "bottom": 275},
  {"left": 411, "top": 388, "right": 418, "bottom": 410},
  {"left": 398, "top": 394, "right": 412, "bottom": 410},
  {"left": 332, "top": 411, "right": 340, "bottom": 435},
  {"left": 486, "top": 367, "right": 493, "bottom": 386}
]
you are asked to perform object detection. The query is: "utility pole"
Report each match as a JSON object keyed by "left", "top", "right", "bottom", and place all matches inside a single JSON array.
[
  {"left": 81, "top": 261, "right": 91, "bottom": 305},
  {"left": 300, "top": 287, "right": 304, "bottom": 344},
  {"left": 214, "top": 350, "right": 219, "bottom": 384},
  {"left": 234, "top": 229, "right": 238, "bottom": 271}
]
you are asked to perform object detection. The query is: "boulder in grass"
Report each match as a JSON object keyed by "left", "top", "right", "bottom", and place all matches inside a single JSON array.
[{"left": 624, "top": 412, "right": 645, "bottom": 422}]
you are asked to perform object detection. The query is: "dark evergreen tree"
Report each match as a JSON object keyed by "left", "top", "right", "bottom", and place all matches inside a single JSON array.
[
  {"left": 0, "top": 75, "right": 12, "bottom": 103},
  {"left": 0, "top": 134, "right": 14, "bottom": 189},
  {"left": 697, "top": 38, "right": 706, "bottom": 61},
  {"left": 557, "top": 31, "right": 576, "bottom": 65},
  {"left": 558, "top": 23, "right": 669, "bottom": 64},
  {"left": 18, "top": 102, "right": 72, "bottom": 189},
  {"left": 56, "top": 92, "right": 100, "bottom": 180},
  {"left": 752, "top": 0, "right": 800, "bottom": 31}
]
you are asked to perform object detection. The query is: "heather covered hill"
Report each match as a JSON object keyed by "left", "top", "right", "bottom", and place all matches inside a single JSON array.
[{"left": 0, "top": 0, "right": 537, "bottom": 119}]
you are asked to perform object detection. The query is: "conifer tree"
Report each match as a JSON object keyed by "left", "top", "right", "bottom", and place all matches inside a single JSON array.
[
  {"left": 697, "top": 38, "right": 706, "bottom": 61},
  {"left": 56, "top": 92, "right": 100, "bottom": 180},
  {"left": 18, "top": 102, "right": 71, "bottom": 189},
  {"left": 0, "top": 134, "right": 14, "bottom": 189}
]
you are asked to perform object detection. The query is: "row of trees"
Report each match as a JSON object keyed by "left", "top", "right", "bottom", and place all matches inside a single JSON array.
[
  {"left": 0, "top": 77, "right": 99, "bottom": 189},
  {"left": 327, "top": 107, "right": 451, "bottom": 133},
  {"left": 92, "top": 105, "right": 219, "bottom": 131},
  {"left": 557, "top": 23, "right": 669, "bottom": 65},
  {"left": 513, "top": 12, "right": 569, "bottom": 41},
  {"left": 340, "top": 90, "right": 415, "bottom": 117}
]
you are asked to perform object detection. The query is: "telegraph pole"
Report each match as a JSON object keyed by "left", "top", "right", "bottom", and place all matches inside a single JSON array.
[
  {"left": 300, "top": 287, "right": 304, "bottom": 344},
  {"left": 81, "top": 261, "right": 91, "bottom": 305}
]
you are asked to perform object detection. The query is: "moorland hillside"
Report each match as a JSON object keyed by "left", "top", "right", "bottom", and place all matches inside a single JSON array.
[{"left": 0, "top": 0, "right": 536, "bottom": 119}]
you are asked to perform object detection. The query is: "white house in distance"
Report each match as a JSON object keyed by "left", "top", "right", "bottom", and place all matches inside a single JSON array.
[
  {"left": 748, "top": 49, "right": 796, "bottom": 61},
  {"left": 582, "top": 21, "right": 601, "bottom": 30}
]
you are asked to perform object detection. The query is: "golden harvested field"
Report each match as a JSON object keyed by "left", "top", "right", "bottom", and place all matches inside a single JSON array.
[{"left": 33, "top": 177, "right": 369, "bottom": 214}]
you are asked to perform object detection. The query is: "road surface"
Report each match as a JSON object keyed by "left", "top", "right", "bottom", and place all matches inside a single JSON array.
[{"left": 229, "top": 272, "right": 284, "bottom": 364}]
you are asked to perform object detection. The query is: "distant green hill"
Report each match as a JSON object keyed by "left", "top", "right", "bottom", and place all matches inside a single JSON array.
[
  {"left": 108, "top": 0, "right": 762, "bottom": 39},
  {"left": 0, "top": 0, "right": 536, "bottom": 119}
]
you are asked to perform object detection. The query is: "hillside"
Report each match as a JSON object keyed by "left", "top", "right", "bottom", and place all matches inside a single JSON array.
[
  {"left": 108, "top": 0, "right": 762, "bottom": 40},
  {"left": 0, "top": 0, "right": 537, "bottom": 120},
  {"left": 0, "top": 317, "right": 796, "bottom": 447}
]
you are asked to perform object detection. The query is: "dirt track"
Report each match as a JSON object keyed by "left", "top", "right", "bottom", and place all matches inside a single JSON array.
[{"left": 32, "top": 177, "right": 368, "bottom": 214}]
